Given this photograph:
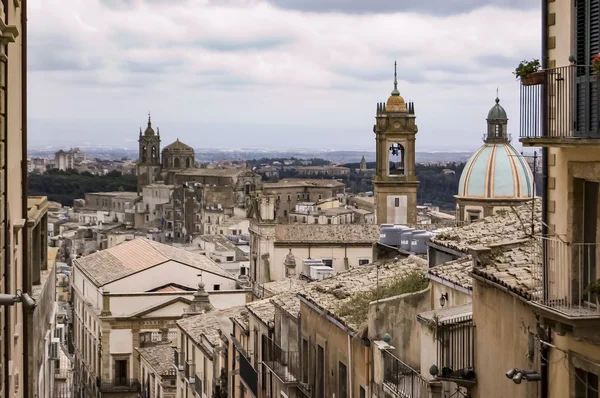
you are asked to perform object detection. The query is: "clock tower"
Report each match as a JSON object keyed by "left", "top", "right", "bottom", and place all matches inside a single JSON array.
[{"left": 372, "top": 62, "right": 419, "bottom": 225}]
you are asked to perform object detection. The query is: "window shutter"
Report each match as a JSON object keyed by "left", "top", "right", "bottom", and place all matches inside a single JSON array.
[{"left": 576, "top": 0, "right": 600, "bottom": 137}]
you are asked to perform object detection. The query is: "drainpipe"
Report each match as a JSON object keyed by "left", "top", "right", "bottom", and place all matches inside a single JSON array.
[
  {"left": 2, "top": 0, "right": 8, "bottom": 393},
  {"left": 540, "top": 0, "right": 549, "bottom": 396},
  {"left": 347, "top": 335, "right": 353, "bottom": 398}
]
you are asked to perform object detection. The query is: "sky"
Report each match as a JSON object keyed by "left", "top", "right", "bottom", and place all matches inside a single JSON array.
[{"left": 28, "top": 0, "right": 540, "bottom": 151}]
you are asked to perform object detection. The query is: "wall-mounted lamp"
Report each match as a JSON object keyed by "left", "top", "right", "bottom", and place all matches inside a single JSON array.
[
  {"left": 0, "top": 290, "right": 36, "bottom": 310},
  {"left": 505, "top": 368, "right": 542, "bottom": 384},
  {"left": 439, "top": 293, "right": 448, "bottom": 308}
]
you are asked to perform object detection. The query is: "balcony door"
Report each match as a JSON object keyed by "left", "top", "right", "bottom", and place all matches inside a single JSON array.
[
  {"left": 576, "top": 0, "right": 600, "bottom": 137},
  {"left": 114, "top": 359, "right": 128, "bottom": 386}
]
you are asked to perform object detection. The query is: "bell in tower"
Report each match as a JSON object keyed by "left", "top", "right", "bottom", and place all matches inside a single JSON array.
[{"left": 372, "top": 62, "right": 419, "bottom": 225}]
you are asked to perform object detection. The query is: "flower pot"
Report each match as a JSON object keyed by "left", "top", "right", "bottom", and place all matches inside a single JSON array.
[{"left": 521, "top": 71, "right": 545, "bottom": 86}]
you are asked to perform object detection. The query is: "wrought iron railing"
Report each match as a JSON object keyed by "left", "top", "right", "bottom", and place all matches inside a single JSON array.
[
  {"left": 520, "top": 64, "right": 600, "bottom": 140},
  {"left": 174, "top": 348, "right": 185, "bottom": 371},
  {"left": 382, "top": 350, "right": 428, "bottom": 398},
  {"left": 239, "top": 353, "right": 258, "bottom": 397},
  {"left": 531, "top": 237, "right": 599, "bottom": 317},
  {"left": 436, "top": 316, "right": 476, "bottom": 381},
  {"left": 262, "top": 337, "right": 300, "bottom": 383},
  {"left": 185, "top": 361, "right": 196, "bottom": 383},
  {"left": 194, "top": 374, "right": 203, "bottom": 397}
]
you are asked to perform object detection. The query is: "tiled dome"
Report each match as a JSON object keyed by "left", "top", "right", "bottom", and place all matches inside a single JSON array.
[{"left": 457, "top": 143, "right": 533, "bottom": 199}]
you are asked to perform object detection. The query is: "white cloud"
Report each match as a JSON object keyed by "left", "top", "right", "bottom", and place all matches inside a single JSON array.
[{"left": 28, "top": 0, "right": 540, "bottom": 150}]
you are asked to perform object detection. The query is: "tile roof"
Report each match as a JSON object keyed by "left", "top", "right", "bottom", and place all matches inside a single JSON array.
[
  {"left": 199, "top": 235, "right": 237, "bottom": 252},
  {"left": 261, "top": 279, "right": 309, "bottom": 297},
  {"left": 75, "top": 238, "right": 235, "bottom": 286},
  {"left": 298, "top": 256, "right": 427, "bottom": 332},
  {"left": 264, "top": 178, "right": 345, "bottom": 189},
  {"left": 177, "top": 306, "right": 246, "bottom": 346},
  {"left": 428, "top": 256, "right": 473, "bottom": 291},
  {"left": 137, "top": 343, "right": 176, "bottom": 376},
  {"left": 471, "top": 239, "right": 542, "bottom": 300},
  {"left": 274, "top": 224, "right": 379, "bottom": 244},
  {"left": 430, "top": 199, "right": 541, "bottom": 253},
  {"left": 417, "top": 303, "right": 473, "bottom": 324},
  {"left": 271, "top": 292, "right": 301, "bottom": 319},
  {"left": 246, "top": 298, "right": 275, "bottom": 326},
  {"left": 176, "top": 168, "right": 246, "bottom": 177}
]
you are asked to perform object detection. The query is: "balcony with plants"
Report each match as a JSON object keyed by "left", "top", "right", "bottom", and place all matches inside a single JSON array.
[{"left": 517, "top": 57, "right": 600, "bottom": 146}]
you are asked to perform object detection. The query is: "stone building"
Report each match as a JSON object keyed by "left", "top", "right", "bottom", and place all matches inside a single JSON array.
[
  {"left": 262, "top": 178, "right": 346, "bottom": 222},
  {"left": 71, "top": 238, "right": 245, "bottom": 398},
  {"left": 0, "top": 3, "right": 29, "bottom": 397},
  {"left": 249, "top": 197, "right": 378, "bottom": 283},
  {"left": 137, "top": 115, "right": 163, "bottom": 192},
  {"left": 54, "top": 149, "right": 75, "bottom": 171},
  {"left": 455, "top": 96, "right": 534, "bottom": 223},
  {"left": 136, "top": 343, "right": 177, "bottom": 398},
  {"left": 373, "top": 62, "right": 419, "bottom": 225},
  {"left": 517, "top": 0, "right": 600, "bottom": 395}
]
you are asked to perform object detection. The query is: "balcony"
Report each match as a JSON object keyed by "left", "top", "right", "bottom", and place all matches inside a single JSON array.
[
  {"left": 98, "top": 378, "right": 141, "bottom": 393},
  {"left": 262, "top": 339, "right": 300, "bottom": 383},
  {"left": 382, "top": 350, "right": 428, "bottom": 398},
  {"left": 519, "top": 64, "right": 600, "bottom": 147},
  {"left": 434, "top": 316, "right": 476, "bottom": 385},
  {"left": 239, "top": 353, "right": 258, "bottom": 397},
  {"left": 185, "top": 361, "right": 196, "bottom": 383},
  {"left": 194, "top": 374, "right": 204, "bottom": 397},
  {"left": 530, "top": 238, "right": 600, "bottom": 325},
  {"left": 174, "top": 348, "right": 185, "bottom": 372}
]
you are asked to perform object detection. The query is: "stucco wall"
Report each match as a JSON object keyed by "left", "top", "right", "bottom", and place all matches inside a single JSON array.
[
  {"left": 105, "top": 260, "right": 236, "bottom": 293},
  {"left": 472, "top": 279, "right": 539, "bottom": 398},
  {"left": 367, "top": 287, "right": 430, "bottom": 369}
]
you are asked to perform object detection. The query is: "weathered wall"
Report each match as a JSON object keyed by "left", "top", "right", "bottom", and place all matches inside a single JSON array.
[
  {"left": 472, "top": 279, "right": 538, "bottom": 398},
  {"left": 367, "top": 287, "right": 430, "bottom": 369}
]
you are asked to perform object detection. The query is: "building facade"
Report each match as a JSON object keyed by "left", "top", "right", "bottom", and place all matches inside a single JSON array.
[
  {"left": 518, "top": 0, "right": 600, "bottom": 395},
  {"left": 373, "top": 63, "right": 419, "bottom": 225}
]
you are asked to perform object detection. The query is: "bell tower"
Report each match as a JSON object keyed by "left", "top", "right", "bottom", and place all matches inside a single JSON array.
[
  {"left": 137, "top": 113, "right": 162, "bottom": 193},
  {"left": 372, "top": 62, "right": 419, "bottom": 225}
]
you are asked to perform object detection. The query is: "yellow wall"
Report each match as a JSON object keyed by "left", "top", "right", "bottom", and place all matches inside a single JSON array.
[{"left": 472, "top": 280, "right": 539, "bottom": 398}]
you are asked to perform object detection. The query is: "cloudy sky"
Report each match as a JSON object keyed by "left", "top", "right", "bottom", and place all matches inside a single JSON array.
[{"left": 28, "top": 0, "right": 540, "bottom": 151}]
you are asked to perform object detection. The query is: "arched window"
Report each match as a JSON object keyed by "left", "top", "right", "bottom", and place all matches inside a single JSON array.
[
  {"left": 141, "top": 146, "right": 147, "bottom": 163},
  {"left": 186, "top": 157, "right": 191, "bottom": 168},
  {"left": 495, "top": 124, "right": 501, "bottom": 137},
  {"left": 174, "top": 157, "right": 181, "bottom": 168},
  {"left": 151, "top": 146, "right": 157, "bottom": 162},
  {"left": 389, "top": 143, "right": 405, "bottom": 176}
]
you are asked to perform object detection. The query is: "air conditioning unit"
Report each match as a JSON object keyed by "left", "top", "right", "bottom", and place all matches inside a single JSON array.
[{"left": 48, "top": 338, "right": 60, "bottom": 361}]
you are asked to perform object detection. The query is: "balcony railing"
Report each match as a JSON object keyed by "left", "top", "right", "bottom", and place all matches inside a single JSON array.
[
  {"left": 194, "top": 374, "right": 203, "bottom": 397},
  {"left": 98, "top": 378, "right": 141, "bottom": 393},
  {"left": 520, "top": 64, "right": 600, "bottom": 141},
  {"left": 531, "top": 237, "right": 599, "bottom": 318},
  {"left": 174, "top": 348, "right": 185, "bottom": 371},
  {"left": 185, "top": 361, "right": 196, "bottom": 383},
  {"left": 382, "top": 350, "right": 428, "bottom": 398},
  {"left": 239, "top": 353, "right": 258, "bottom": 397},
  {"left": 262, "top": 338, "right": 300, "bottom": 383},
  {"left": 435, "top": 316, "right": 476, "bottom": 382}
]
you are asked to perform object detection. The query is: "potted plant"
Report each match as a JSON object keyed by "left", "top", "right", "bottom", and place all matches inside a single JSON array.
[
  {"left": 514, "top": 59, "right": 543, "bottom": 86},
  {"left": 593, "top": 53, "right": 600, "bottom": 75},
  {"left": 585, "top": 279, "right": 600, "bottom": 312}
]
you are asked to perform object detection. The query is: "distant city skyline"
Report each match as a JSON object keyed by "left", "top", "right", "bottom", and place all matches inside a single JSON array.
[{"left": 29, "top": 0, "right": 539, "bottom": 150}]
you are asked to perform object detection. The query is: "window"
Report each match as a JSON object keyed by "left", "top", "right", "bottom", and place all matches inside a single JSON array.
[
  {"left": 394, "top": 198, "right": 400, "bottom": 207},
  {"left": 469, "top": 214, "right": 479, "bottom": 222},
  {"left": 323, "top": 259, "right": 333, "bottom": 267},
  {"left": 327, "top": 218, "right": 332, "bottom": 224},
  {"left": 338, "top": 362, "right": 348, "bottom": 398},
  {"left": 226, "top": 256, "right": 234, "bottom": 262},
  {"left": 114, "top": 359, "right": 128, "bottom": 385},
  {"left": 359, "top": 259, "right": 369, "bottom": 265},
  {"left": 240, "top": 267, "right": 246, "bottom": 276},
  {"left": 284, "top": 210, "right": 288, "bottom": 217},
  {"left": 575, "top": 367, "right": 599, "bottom": 398},
  {"left": 302, "top": 339, "right": 309, "bottom": 383},
  {"left": 213, "top": 284, "right": 221, "bottom": 291},
  {"left": 317, "top": 345, "right": 325, "bottom": 398}
]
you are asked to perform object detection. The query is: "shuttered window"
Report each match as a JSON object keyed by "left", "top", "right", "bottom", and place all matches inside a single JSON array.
[{"left": 576, "top": 0, "right": 600, "bottom": 137}]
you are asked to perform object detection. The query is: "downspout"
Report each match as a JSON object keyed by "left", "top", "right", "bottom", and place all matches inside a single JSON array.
[
  {"left": 2, "top": 0, "right": 8, "bottom": 394},
  {"left": 347, "top": 335, "right": 353, "bottom": 398},
  {"left": 540, "top": 0, "right": 549, "bottom": 396}
]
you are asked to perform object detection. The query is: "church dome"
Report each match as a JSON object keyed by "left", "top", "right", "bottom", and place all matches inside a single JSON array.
[
  {"left": 162, "top": 139, "right": 194, "bottom": 152},
  {"left": 487, "top": 97, "right": 508, "bottom": 120},
  {"left": 144, "top": 114, "right": 156, "bottom": 136},
  {"left": 457, "top": 143, "right": 533, "bottom": 199}
]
